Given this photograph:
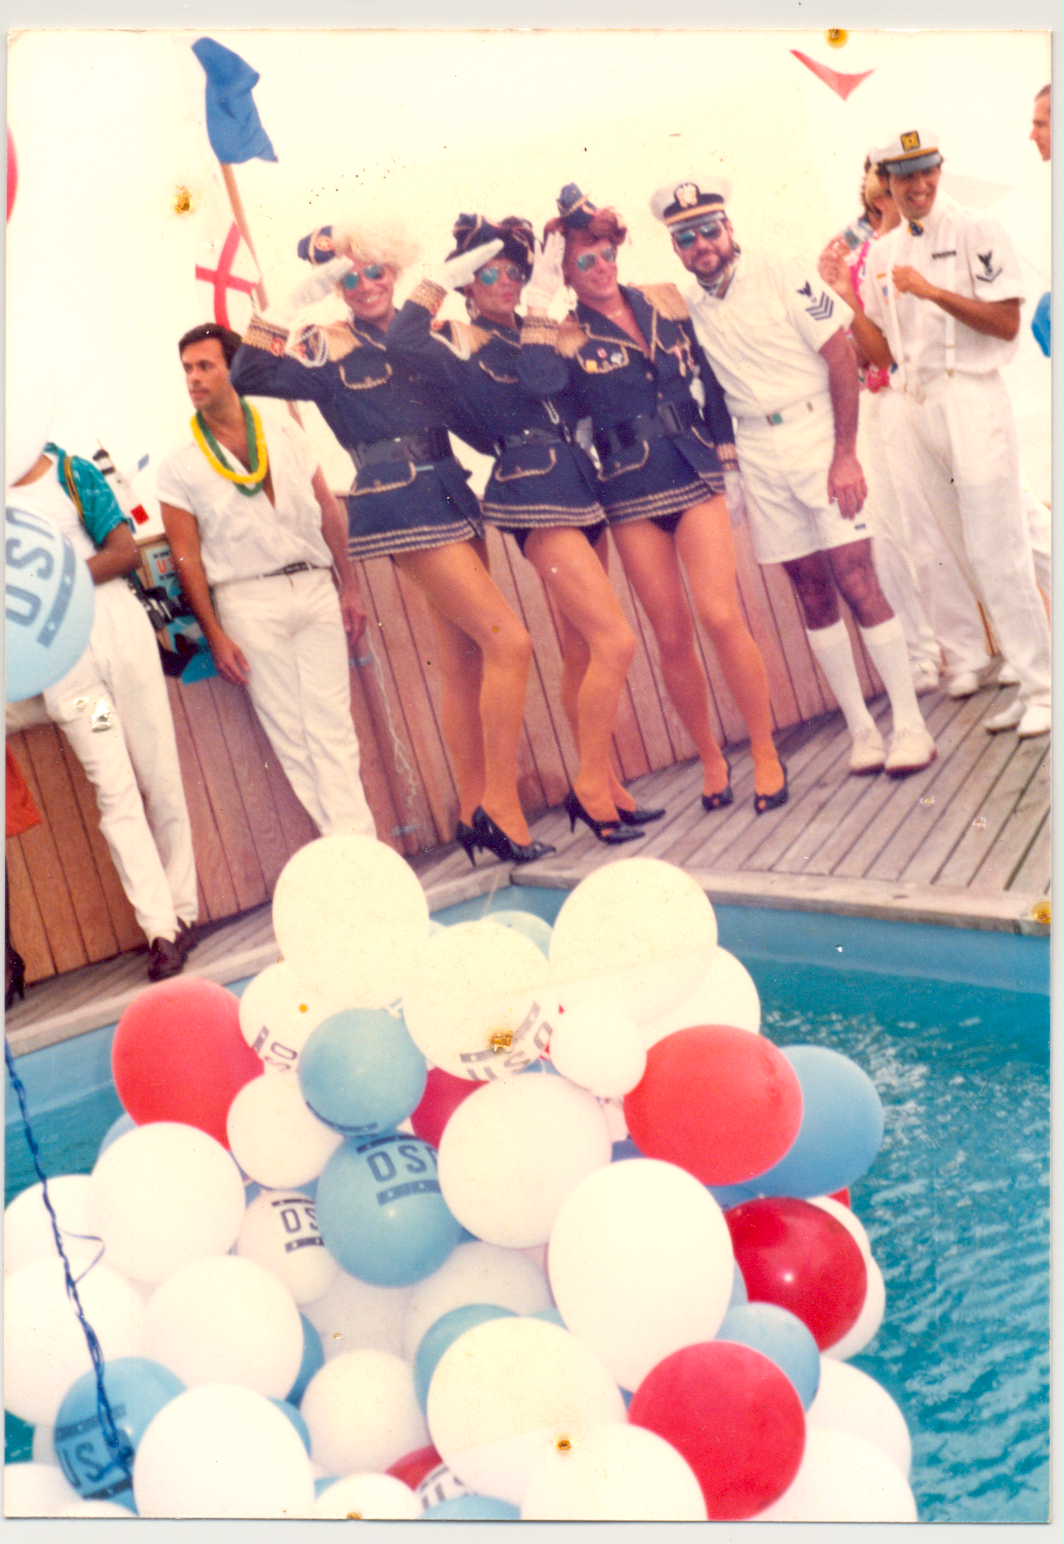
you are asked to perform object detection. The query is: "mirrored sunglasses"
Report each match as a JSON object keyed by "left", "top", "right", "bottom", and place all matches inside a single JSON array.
[
  {"left": 477, "top": 262, "right": 526, "bottom": 286},
  {"left": 341, "top": 263, "right": 387, "bottom": 290},
  {"left": 673, "top": 221, "right": 724, "bottom": 249},
  {"left": 574, "top": 246, "right": 618, "bottom": 272}
]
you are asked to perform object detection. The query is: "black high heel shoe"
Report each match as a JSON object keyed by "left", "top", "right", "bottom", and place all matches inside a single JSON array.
[
  {"left": 455, "top": 820, "right": 478, "bottom": 869},
  {"left": 5, "top": 946, "right": 27, "bottom": 1010},
  {"left": 471, "top": 807, "right": 556, "bottom": 866},
  {"left": 753, "top": 761, "right": 789, "bottom": 816},
  {"left": 616, "top": 802, "right": 666, "bottom": 826},
  {"left": 564, "top": 790, "right": 646, "bottom": 845},
  {"left": 701, "top": 759, "right": 734, "bottom": 813}
]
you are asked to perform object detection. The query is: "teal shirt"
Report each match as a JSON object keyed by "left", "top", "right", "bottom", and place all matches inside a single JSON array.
[{"left": 46, "top": 442, "right": 132, "bottom": 548}]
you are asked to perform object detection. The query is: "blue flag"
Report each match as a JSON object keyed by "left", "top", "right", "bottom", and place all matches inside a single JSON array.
[{"left": 192, "top": 37, "right": 277, "bottom": 164}]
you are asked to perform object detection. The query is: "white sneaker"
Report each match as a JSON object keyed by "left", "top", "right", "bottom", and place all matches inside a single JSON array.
[
  {"left": 944, "top": 669, "right": 984, "bottom": 699},
  {"left": 849, "top": 725, "right": 886, "bottom": 775},
  {"left": 995, "top": 662, "right": 1020, "bottom": 688},
  {"left": 1017, "top": 703, "right": 1051, "bottom": 739},
  {"left": 885, "top": 724, "right": 938, "bottom": 777},
  {"left": 912, "top": 660, "right": 940, "bottom": 697},
  {"left": 983, "top": 699, "right": 1023, "bottom": 733}
]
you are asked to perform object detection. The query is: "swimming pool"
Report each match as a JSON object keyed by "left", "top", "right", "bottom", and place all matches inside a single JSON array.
[{"left": 5, "top": 887, "right": 1052, "bottom": 1523}]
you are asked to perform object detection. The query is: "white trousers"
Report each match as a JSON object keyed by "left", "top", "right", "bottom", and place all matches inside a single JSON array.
[
  {"left": 214, "top": 568, "right": 376, "bottom": 839},
  {"left": 42, "top": 581, "right": 198, "bottom": 943},
  {"left": 886, "top": 372, "right": 1050, "bottom": 707},
  {"left": 858, "top": 390, "right": 942, "bottom": 675}
]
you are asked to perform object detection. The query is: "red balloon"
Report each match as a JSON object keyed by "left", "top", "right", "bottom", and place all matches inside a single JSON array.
[
  {"left": 410, "top": 1067, "right": 482, "bottom": 1149},
  {"left": 387, "top": 1443, "right": 441, "bottom": 1490},
  {"left": 6, "top": 129, "right": 17, "bottom": 222},
  {"left": 112, "top": 976, "right": 263, "bottom": 1148},
  {"left": 623, "top": 1025, "right": 803, "bottom": 1185},
  {"left": 829, "top": 1186, "right": 852, "bottom": 1207},
  {"left": 726, "top": 1196, "right": 868, "bottom": 1349},
  {"left": 629, "top": 1341, "right": 805, "bottom": 1520}
]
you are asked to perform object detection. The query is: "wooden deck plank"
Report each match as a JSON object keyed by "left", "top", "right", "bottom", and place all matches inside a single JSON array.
[
  {"left": 17, "top": 727, "right": 91, "bottom": 974},
  {"left": 188, "top": 679, "right": 267, "bottom": 910},
  {"left": 167, "top": 680, "right": 240, "bottom": 922},
  {"left": 939, "top": 738, "right": 1051, "bottom": 892},
  {"left": 1008, "top": 811, "right": 1052, "bottom": 899},
  {"left": 727, "top": 523, "right": 802, "bottom": 731},
  {"left": 5, "top": 837, "right": 54, "bottom": 985}
]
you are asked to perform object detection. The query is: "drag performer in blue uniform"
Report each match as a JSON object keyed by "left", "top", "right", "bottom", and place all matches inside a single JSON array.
[
  {"left": 387, "top": 212, "right": 655, "bottom": 844},
  {"left": 231, "top": 220, "right": 552, "bottom": 865},
  {"left": 518, "top": 185, "right": 787, "bottom": 815}
]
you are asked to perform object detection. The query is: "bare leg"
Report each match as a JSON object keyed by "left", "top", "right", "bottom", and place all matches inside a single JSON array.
[
  {"left": 524, "top": 525, "right": 636, "bottom": 823},
  {"left": 676, "top": 496, "right": 784, "bottom": 798},
  {"left": 395, "top": 538, "right": 534, "bottom": 843}
]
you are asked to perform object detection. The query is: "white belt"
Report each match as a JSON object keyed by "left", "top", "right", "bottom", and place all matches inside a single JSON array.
[
  {"left": 213, "top": 562, "right": 330, "bottom": 588},
  {"left": 733, "top": 393, "right": 830, "bottom": 427}
]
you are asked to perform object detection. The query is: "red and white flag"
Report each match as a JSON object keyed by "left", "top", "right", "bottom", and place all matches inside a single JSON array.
[{"left": 194, "top": 205, "right": 261, "bottom": 333}]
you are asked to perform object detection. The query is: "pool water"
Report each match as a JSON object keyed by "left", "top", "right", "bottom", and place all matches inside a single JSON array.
[{"left": 5, "top": 890, "right": 1051, "bottom": 1523}]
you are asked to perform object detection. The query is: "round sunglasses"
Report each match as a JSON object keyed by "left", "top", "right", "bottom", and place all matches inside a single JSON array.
[
  {"left": 476, "top": 262, "right": 526, "bottom": 286},
  {"left": 673, "top": 221, "right": 725, "bottom": 249},
  {"left": 574, "top": 246, "right": 618, "bottom": 272},
  {"left": 341, "top": 263, "right": 387, "bottom": 290}
]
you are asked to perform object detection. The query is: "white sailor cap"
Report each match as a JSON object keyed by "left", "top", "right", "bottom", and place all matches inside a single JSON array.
[
  {"left": 649, "top": 176, "right": 732, "bottom": 230},
  {"left": 875, "top": 130, "right": 943, "bottom": 176}
]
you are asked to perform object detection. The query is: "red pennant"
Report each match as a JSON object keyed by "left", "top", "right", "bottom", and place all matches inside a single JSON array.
[{"left": 791, "top": 49, "right": 875, "bottom": 101}]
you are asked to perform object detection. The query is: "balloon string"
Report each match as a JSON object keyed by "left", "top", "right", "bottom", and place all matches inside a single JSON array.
[{"left": 4, "top": 1040, "right": 134, "bottom": 1479}]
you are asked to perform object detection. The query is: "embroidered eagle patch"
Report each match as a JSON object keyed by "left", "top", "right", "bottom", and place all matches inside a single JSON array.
[{"left": 975, "top": 250, "right": 1002, "bottom": 283}]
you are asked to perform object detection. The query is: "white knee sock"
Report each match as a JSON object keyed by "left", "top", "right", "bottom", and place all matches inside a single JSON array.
[
  {"left": 806, "top": 620, "right": 877, "bottom": 735},
  {"left": 860, "top": 617, "right": 925, "bottom": 733}
]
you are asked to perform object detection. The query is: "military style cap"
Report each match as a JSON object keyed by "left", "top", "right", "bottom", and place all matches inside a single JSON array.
[
  {"left": 555, "top": 183, "right": 599, "bottom": 231},
  {"left": 649, "top": 176, "right": 732, "bottom": 229},
  {"left": 296, "top": 225, "right": 339, "bottom": 265},
  {"left": 446, "top": 212, "right": 535, "bottom": 276},
  {"left": 875, "top": 130, "right": 943, "bottom": 177}
]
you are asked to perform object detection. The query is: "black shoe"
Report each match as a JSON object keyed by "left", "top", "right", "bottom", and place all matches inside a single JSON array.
[
  {"left": 564, "top": 790, "right": 645, "bottom": 845},
  {"left": 176, "top": 919, "right": 199, "bottom": 958},
  {"left": 5, "top": 946, "right": 26, "bottom": 1010},
  {"left": 471, "top": 807, "right": 556, "bottom": 866},
  {"left": 701, "top": 760, "right": 734, "bottom": 813},
  {"left": 455, "top": 820, "right": 478, "bottom": 869},
  {"left": 753, "top": 762, "right": 789, "bottom": 816},
  {"left": 616, "top": 803, "right": 666, "bottom": 825},
  {"left": 147, "top": 936, "right": 186, "bottom": 982}
]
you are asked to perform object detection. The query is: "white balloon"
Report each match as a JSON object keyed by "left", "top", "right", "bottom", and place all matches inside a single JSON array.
[
  {"left": 2, "top": 1461, "right": 80, "bottom": 1517},
  {"left": 807, "top": 1358, "right": 912, "bottom": 1477},
  {"left": 520, "top": 1421, "right": 708, "bottom": 1521},
  {"left": 426, "top": 1316, "right": 624, "bottom": 1506},
  {"left": 754, "top": 1428, "right": 918, "bottom": 1522},
  {"left": 236, "top": 1190, "right": 339, "bottom": 1306},
  {"left": 272, "top": 835, "right": 430, "bottom": 1009},
  {"left": 824, "top": 1256, "right": 887, "bottom": 1361},
  {"left": 438, "top": 1076, "right": 611, "bottom": 1248},
  {"left": 809, "top": 1195, "right": 875, "bottom": 1261},
  {"left": 313, "top": 1472, "right": 421, "bottom": 1520},
  {"left": 548, "top": 1158, "right": 734, "bottom": 1392},
  {"left": 88, "top": 1122, "right": 245, "bottom": 1284},
  {"left": 401, "top": 1240, "right": 553, "bottom": 1361},
  {"left": 4, "top": 1175, "right": 100, "bottom": 1275},
  {"left": 417, "top": 1460, "right": 469, "bottom": 1510},
  {"left": 301, "top": 1350, "right": 428, "bottom": 1477},
  {"left": 548, "top": 1004, "right": 646, "bottom": 1097},
  {"left": 132, "top": 1383, "right": 315, "bottom": 1519},
  {"left": 644, "top": 945, "right": 761, "bottom": 1047},
  {"left": 3, "top": 1258, "right": 145, "bottom": 1427},
  {"left": 487, "top": 908, "right": 554, "bottom": 955},
  {"left": 237, "top": 959, "right": 329, "bottom": 1072},
  {"left": 226, "top": 1072, "right": 342, "bottom": 1190},
  {"left": 143, "top": 1255, "right": 303, "bottom": 1398},
  {"left": 549, "top": 859, "right": 717, "bottom": 1026},
  {"left": 303, "top": 1268, "right": 413, "bottom": 1361},
  {"left": 401, "top": 921, "right": 551, "bottom": 1080}
]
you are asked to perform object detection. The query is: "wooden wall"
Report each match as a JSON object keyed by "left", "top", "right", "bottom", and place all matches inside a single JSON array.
[{"left": 6, "top": 525, "right": 881, "bottom": 985}]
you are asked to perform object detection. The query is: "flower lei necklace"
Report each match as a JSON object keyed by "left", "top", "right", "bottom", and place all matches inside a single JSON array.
[{"left": 191, "top": 398, "right": 269, "bottom": 497}]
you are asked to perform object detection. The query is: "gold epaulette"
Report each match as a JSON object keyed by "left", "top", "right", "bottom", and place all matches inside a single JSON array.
[
  {"left": 632, "top": 282, "right": 690, "bottom": 321},
  {"left": 426, "top": 318, "right": 491, "bottom": 361},
  {"left": 244, "top": 314, "right": 290, "bottom": 355},
  {"left": 556, "top": 314, "right": 588, "bottom": 358},
  {"left": 409, "top": 278, "right": 447, "bottom": 315},
  {"left": 319, "top": 323, "right": 360, "bottom": 362},
  {"left": 519, "top": 315, "right": 559, "bottom": 348}
]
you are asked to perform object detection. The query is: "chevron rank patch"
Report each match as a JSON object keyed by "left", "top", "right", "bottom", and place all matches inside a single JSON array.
[{"left": 797, "top": 279, "right": 835, "bottom": 320}]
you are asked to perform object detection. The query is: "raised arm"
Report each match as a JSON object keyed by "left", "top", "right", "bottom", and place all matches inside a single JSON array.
[{"left": 517, "top": 233, "right": 574, "bottom": 399}]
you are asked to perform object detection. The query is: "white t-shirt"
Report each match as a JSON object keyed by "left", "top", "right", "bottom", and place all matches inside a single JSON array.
[
  {"left": 156, "top": 402, "right": 332, "bottom": 585},
  {"left": 861, "top": 194, "right": 1025, "bottom": 384},
  {"left": 9, "top": 457, "right": 99, "bottom": 563},
  {"left": 686, "top": 252, "right": 843, "bottom": 419}
]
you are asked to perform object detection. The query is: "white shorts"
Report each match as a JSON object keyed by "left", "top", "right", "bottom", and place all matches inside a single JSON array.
[{"left": 733, "top": 398, "right": 871, "bottom": 565}]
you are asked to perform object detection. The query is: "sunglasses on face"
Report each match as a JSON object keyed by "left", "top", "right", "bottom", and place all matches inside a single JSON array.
[
  {"left": 477, "top": 262, "right": 526, "bottom": 286},
  {"left": 574, "top": 246, "right": 618, "bottom": 272},
  {"left": 673, "top": 221, "right": 725, "bottom": 249},
  {"left": 341, "top": 263, "right": 387, "bottom": 290}
]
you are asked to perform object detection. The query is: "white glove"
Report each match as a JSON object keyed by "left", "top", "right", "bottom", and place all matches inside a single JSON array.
[
  {"left": 429, "top": 238, "right": 505, "bottom": 292},
  {"left": 262, "top": 256, "right": 356, "bottom": 326},
  {"left": 523, "top": 232, "right": 565, "bottom": 314}
]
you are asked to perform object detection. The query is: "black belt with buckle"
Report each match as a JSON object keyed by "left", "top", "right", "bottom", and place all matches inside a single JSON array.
[
  {"left": 492, "top": 424, "right": 573, "bottom": 458},
  {"left": 351, "top": 427, "right": 452, "bottom": 470},
  {"left": 593, "top": 398, "right": 700, "bottom": 461}
]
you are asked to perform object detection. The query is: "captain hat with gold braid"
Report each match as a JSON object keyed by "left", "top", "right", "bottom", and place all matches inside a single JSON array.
[
  {"left": 875, "top": 130, "right": 943, "bottom": 177},
  {"left": 649, "top": 175, "right": 732, "bottom": 232}
]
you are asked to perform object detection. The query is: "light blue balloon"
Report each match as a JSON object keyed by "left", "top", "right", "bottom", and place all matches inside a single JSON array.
[
  {"left": 709, "top": 1178, "right": 761, "bottom": 1209},
  {"left": 286, "top": 1313, "right": 325, "bottom": 1405},
  {"left": 423, "top": 1494, "right": 521, "bottom": 1520},
  {"left": 728, "top": 1259, "right": 749, "bottom": 1309},
  {"left": 54, "top": 1356, "right": 185, "bottom": 1510},
  {"left": 611, "top": 1137, "right": 643, "bottom": 1162},
  {"left": 754, "top": 1045, "right": 885, "bottom": 1198},
  {"left": 5, "top": 505, "right": 96, "bottom": 701},
  {"left": 270, "top": 1398, "right": 312, "bottom": 1453},
  {"left": 315, "top": 1132, "right": 462, "bottom": 1286},
  {"left": 298, "top": 1008, "right": 427, "bottom": 1136},
  {"left": 97, "top": 1111, "right": 137, "bottom": 1156},
  {"left": 717, "top": 1301, "right": 821, "bottom": 1410},
  {"left": 488, "top": 908, "right": 553, "bottom": 956},
  {"left": 531, "top": 1306, "right": 566, "bottom": 1327},
  {"left": 414, "top": 1303, "right": 517, "bottom": 1411}
]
